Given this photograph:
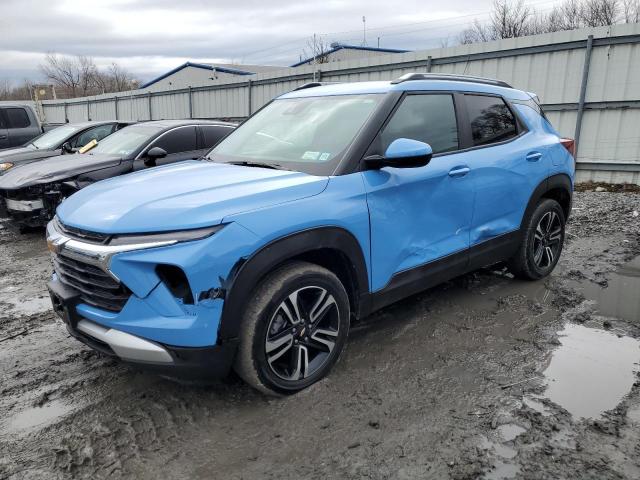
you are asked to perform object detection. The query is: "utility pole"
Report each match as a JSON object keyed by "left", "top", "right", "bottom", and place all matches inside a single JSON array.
[
  {"left": 312, "top": 33, "right": 317, "bottom": 82},
  {"left": 362, "top": 16, "right": 367, "bottom": 46}
]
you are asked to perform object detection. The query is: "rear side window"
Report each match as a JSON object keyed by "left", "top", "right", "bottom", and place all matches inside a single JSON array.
[
  {"left": 380, "top": 94, "right": 459, "bottom": 154},
  {"left": 465, "top": 95, "right": 517, "bottom": 146},
  {"left": 151, "top": 126, "right": 197, "bottom": 154},
  {"left": 73, "top": 124, "right": 115, "bottom": 148},
  {"left": 5, "top": 108, "right": 31, "bottom": 128},
  {"left": 201, "top": 126, "right": 232, "bottom": 149}
]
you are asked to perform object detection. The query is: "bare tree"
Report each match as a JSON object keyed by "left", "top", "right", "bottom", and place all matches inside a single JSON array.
[
  {"left": 622, "top": 0, "right": 640, "bottom": 21},
  {"left": 459, "top": 19, "right": 497, "bottom": 44},
  {"left": 580, "top": 0, "right": 620, "bottom": 26},
  {"left": 491, "top": 0, "right": 533, "bottom": 38},
  {"left": 301, "top": 35, "right": 332, "bottom": 64},
  {"left": 0, "top": 79, "right": 35, "bottom": 101},
  {"left": 39, "top": 53, "right": 139, "bottom": 98}
]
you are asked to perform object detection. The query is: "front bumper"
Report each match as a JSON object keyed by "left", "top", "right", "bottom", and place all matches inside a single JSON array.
[{"left": 48, "top": 278, "right": 238, "bottom": 379}]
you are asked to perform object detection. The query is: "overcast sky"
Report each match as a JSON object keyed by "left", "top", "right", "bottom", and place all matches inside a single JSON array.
[{"left": 1, "top": 0, "right": 562, "bottom": 84}]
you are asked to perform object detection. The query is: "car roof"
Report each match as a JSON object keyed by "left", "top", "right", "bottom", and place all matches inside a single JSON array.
[
  {"left": 133, "top": 119, "right": 237, "bottom": 130},
  {"left": 279, "top": 74, "right": 532, "bottom": 102},
  {"left": 53, "top": 120, "right": 136, "bottom": 130}
]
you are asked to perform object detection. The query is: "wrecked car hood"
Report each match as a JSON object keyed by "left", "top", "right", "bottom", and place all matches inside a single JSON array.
[
  {"left": 0, "top": 153, "right": 125, "bottom": 189},
  {"left": 0, "top": 147, "right": 61, "bottom": 170},
  {"left": 57, "top": 161, "right": 329, "bottom": 233}
]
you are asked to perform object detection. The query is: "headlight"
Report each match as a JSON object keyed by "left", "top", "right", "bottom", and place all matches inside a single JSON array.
[
  {"left": 0, "top": 162, "right": 14, "bottom": 172},
  {"left": 108, "top": 224, "right": 225, "bottom": 246}
]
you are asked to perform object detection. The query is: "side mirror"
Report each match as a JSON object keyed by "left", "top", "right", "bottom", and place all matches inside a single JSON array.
[
  {"left": 364, "top": 138, "right": 433, "bottom": 169},
  {"left": 61, "top": 142, "right": 74, "bottom": 154},
  {"left": 144, "top": 147, "right": 167, "bottom": 167}
]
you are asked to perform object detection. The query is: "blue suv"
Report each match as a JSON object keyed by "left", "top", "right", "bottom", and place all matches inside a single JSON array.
[{"left": 46, "top": 73, "right": 575, "bottom": 395}]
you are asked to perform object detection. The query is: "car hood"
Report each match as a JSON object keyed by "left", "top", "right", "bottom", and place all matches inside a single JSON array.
[
  {"left": 0, "top": 153, "right": 124, "bottom": 189},
  {"left": 57, "top": 161, "right": 329, "bottom": 233},
  {"left": 0, "top": 147, "right": 61, "bottom": 170}
]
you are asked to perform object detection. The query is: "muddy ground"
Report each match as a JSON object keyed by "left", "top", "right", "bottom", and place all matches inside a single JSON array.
[{"left": 1, "top": 190, "right": 639, "bottom": 480}]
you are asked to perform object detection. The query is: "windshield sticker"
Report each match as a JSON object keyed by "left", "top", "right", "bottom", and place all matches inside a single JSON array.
[
  {"left": 318, "top": 152, "right": 331, "bottom": 161},
  {"left": 301, "top": 151, "right": 320, "bottom": 161}
]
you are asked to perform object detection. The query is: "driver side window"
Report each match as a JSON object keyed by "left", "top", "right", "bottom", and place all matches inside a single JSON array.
[
  {"left": 378, "top": 94, "right": 459, "bottom": 155},
  {"left": 149, "top": 126, "right": 197, "bottom": 154},
  {"left": 72, "top": 124, "right": 115, "bottom": 148}
]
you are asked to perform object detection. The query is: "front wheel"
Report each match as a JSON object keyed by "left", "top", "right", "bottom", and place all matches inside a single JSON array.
[
  {"left": 508, "top": 198, "right": 565, "bottom": 280},
  {"left": 234, "top": 261, "right": 350, "bottom": 395}
]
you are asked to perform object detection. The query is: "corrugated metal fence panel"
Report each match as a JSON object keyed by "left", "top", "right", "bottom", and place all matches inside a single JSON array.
[
  {"left": 44, "top": 104, "right": 66, "bottom": 123},
  {"left": 66, "top": 103, "right": 87, "bottom": 123},
  {"left": 39, "top": 23, "right": 640, "bottom": 183},
  {"left": 151, "top": 91, "right": 190, "bottom": 119},
  {"left": 119, "top": 96, "right": 152, "bottom": 121}
]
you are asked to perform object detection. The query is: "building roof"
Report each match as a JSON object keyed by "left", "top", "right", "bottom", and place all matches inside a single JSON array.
[
  {"left": 290, "top": 43, "right": 411, "bottom": 67},
  {"left": 140, "top": 62, "right": 270, "bottom": 89}
]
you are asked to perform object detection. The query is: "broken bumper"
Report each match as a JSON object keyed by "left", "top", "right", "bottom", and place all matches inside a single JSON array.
[{"left": 48, "top": 278, "right": 238, "bottom": 378}]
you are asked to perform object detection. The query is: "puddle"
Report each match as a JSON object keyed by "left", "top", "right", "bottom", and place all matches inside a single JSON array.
[
  {"left": 542, "top": 323, "right": 640, "bottom": 419},
  {"left": 484, "top": 461, "right": 520, "bottom": 480},
  {"left": 522, "top": 396, "right": 551, "bottom": 416},
  {"left": 480, "top": 436, "right": 517, "bottom": 459},
  {"left": 581, "top": 256, "right": 640, "bottom": 323},
  {"left": 497, "top": 424, "right": 526, "bottom": 442},
  {"left": 4, "top": 399, "right": 73, "bottom": 435}
]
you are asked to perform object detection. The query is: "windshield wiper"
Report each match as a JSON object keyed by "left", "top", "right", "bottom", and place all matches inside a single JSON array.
[{"left": 228, "top": 161, "right": 286, "bottom": 170}]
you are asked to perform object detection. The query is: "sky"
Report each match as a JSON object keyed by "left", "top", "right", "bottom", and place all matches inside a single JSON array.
[{"left": 0, "top": 0, "right": 563, "bottom": 85}]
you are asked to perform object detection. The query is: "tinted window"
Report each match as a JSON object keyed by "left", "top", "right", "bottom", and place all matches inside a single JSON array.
[
  {"left": 380, "top": 94, "right": 458, "bottom": 154},
  {"left": 465, "top": 95, "right": 517, "bottom": 146},
  {"left": 201, "top": 126, "right": 232, "bottom": 149},
  {"left": 73, "top": 124, "right": 115, "bottom": 148},
  {"left": 5, "top": 108, "right": 31, "bottom": 128},
  {"left": 151, "top": 126, "right": 197, "bottom": 154}
]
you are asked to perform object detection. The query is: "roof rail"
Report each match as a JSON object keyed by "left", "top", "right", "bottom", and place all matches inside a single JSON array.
[
  {"left": 391, "top": 73, "right": 512, "bottom": 89},
  {"left": 292, "top": 81, "right": 340, "bottom": 91}
]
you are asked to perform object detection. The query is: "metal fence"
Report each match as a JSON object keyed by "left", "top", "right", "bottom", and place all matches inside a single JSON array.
[{"left": 40, "top": 23, "right": 640, "bottom": 184}]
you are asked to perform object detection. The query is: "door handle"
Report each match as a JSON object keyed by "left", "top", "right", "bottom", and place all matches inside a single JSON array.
[
  {"left": 448, "top": 166, "right": 470, "bottom": 177},
  {"left": 526, "top": 151, "right": 543, "bottom": 162},
  {"left": 0, "top": 135, "right": 7, "bottom": 140}
]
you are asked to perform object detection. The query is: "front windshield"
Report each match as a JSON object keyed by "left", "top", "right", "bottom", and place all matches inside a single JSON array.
[
  {"left": 207, "top": 94, "right": 382, "bottom": 175},
  {"left": 90, "top": 125, "right": 162, "bottom": 156},
  {"left": 30, "top": 125, "right": 80, "bottom": 150}
]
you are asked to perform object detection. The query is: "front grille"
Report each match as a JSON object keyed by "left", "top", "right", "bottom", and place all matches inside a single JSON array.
[
  {"left": 53, "top": 253, "right": 131, "bottom": 312},
  {"left": 54, "top": 217, "right": 110, "bottom": 245}
]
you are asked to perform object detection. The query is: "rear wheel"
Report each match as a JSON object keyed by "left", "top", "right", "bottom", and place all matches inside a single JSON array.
[
  {"left": 508, "top": 198, "right": 565, "bottom": 280},
  {"left": 234, "top": 261, "right": 350, "bottom": 395}
]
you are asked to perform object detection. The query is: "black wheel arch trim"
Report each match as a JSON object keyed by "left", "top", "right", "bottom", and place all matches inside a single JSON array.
[
  {"left": 216, "top": 226, "right": 370, "bottom": 342},
  {"left": 521, "top": 173, "right": 573, "bottom": 230}
]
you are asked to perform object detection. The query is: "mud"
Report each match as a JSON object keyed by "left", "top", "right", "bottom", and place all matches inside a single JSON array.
[{"left": 1, "top": 190, "right": 639, "bottom": 480}]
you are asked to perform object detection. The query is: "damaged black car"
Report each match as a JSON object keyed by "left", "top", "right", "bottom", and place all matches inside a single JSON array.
[
  {"left": 0, "top": 121, "right": 133, "bottom": 176},
  {"left": 0, "top": 120, "right": 235, "bottom": 229}
]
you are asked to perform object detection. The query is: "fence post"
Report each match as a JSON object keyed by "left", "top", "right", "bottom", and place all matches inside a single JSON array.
[
  {"left": 63, "top": 103, "right": 68, "bottom": 123},
  {"left": 148, "top": 92, "right": 153, "bottom": 120},
  {"left": 574, "top": 34, "right": 594, "bottom": 159},
  {"left": 114, "top": 96, "right": 119, "bottom": 119},
  {"left": 87, "top": 101, "right": 91, "bottom": 121},
  {"left": 316, "top": 69, "right": 322, "bottom": 82},
  {"left": 188, "top": 86, "right": 193, "bottom": 119},
  {"left": 426, "top": 55, "right": 433, "bottom": 72},
  {"left": 247, "top": 79, "right": 252, "bottom": 116}
]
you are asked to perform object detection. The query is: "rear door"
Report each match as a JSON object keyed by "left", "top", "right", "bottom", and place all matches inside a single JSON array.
[
  {"left": 146, "top": 126, "right": 200, "bottom": 166},
  {"left": 4, "top": 106, "right": 36, "bottom": 147},
  {"left": 461, "top": 94, "right": 551, "bottom": 251},
  {"left": 0, "top": 109, "right": 8, "bottom": 149}
]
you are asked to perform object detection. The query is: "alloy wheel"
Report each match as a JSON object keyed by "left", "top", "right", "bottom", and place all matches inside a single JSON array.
[
  {"left": 265, "top": 286, "right": 340, "bottom": 381},
  {"left": 532, "top": 210, "right": 563, "bottom": 269}
]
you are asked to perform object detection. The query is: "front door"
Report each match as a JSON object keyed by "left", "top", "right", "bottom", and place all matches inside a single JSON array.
[{"left": 361, "top": 93, "right": 474, "bottom": 292}]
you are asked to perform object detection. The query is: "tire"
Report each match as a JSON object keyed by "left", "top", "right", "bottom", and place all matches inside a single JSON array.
[
  {"left": 508, "top": 198, "right": 565, "bottom": 280},
  {"left": 234, "top": 261, "right": 350, "bottom": 396}
]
